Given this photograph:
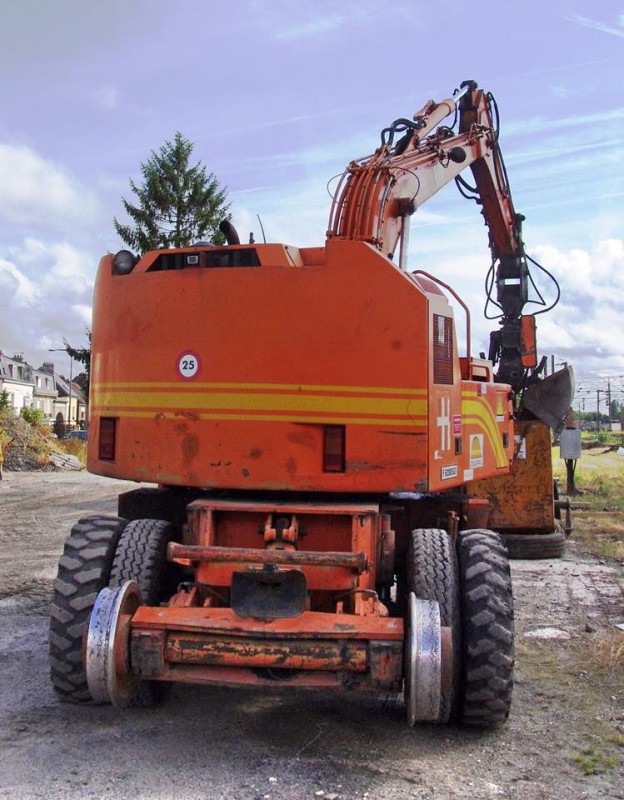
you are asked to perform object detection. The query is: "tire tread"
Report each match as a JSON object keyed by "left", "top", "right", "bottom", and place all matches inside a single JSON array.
[
  {"left": 49, "top": 516, "right": 127, "bottom": 703},
  {"left": 458, "top": 529, "right": 514, "bottom": 727},
  {"left": 406, "top": 528, "right": 460, "bottom": 723}
]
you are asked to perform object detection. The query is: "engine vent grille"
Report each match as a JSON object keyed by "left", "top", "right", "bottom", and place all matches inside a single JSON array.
[{"left": 433, "top": 314, "right": 453, "bottom": 384}]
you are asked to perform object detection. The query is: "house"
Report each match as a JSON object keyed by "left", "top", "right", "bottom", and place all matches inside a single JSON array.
[
  {"left": 39, "top": 362, "right": 87, "bottom": 430},
  {"left": 0, "top": 353, "right": 35, "bottom": 413},
  {"left": 0, "top": 352, "right": 87, "bottom": 430},
  {"left": 32, "top": 365, "right": 58, "bottom": 420}
]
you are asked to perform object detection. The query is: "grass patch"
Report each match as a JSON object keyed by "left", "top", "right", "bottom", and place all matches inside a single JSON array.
[
  {"left": 590, "top": 629, "right": 624, "bottom": 674},
  {"left": 518, "top": 636, "right": 623, "bottom": 777},
  {"left": 553, "top": 447, "right": 624, "bottom": 561},
  {"left": 569, "top": 748, "right": 619, "bottom": 775},
  {"left": 59, "top": 437, "right": 87, "bottom": 464}
]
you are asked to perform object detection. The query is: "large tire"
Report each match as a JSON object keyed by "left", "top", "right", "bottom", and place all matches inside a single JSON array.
[
  {"left": 49, "top": 516, "right": 127, "bottom": 703},
  {"left": 406, "top": 528, "right": 461, "bottom": 723},
  {"left": 499, "top": 530, "right": 566, "bottom": 560},
  {"left": 458, "top": 529, "right": 514, "bottom": 727},
  {"left": 108, "top": 518, "right": 175, "bottom": 706},
  {"left": 109, "top": 518, "right": 174, "bottom": 603}
]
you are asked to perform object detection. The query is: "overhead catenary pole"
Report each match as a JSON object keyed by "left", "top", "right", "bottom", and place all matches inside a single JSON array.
[{"left": 49, "top": 348, "right": 74, "bottom": 431}]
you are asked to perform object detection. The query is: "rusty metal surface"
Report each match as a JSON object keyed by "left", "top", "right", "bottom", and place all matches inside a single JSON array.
[
  {"left": 168, "top": 542, "right": 367, "bottom": 571},
  {"left": 182, "top": 497, "right": 384, "bottom": 595},
  {"left": 131, "top": 630, "right": 403, "bottom": 691},
  {"left": 368, "top": 640, "right": 403, "bottom": 689},
  {"left": 187, "top": 498, "right": 381, "bottom": 516},
  {"left": 131, "top": 606, "right": 404, "bottom": 640},
  {"left": 131, "top": 630, "right": 166, "bottom": 677},
  {"left": 469, "top": 420, "right": 555, "bottom": 531},
  {"left": 162, "top": 633, "right": 368, "bottom": 672}
]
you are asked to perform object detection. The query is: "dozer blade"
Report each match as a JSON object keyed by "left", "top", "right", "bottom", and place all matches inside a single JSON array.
[{"left": 520, "top": 365, "right": 575, "bottom": 432}]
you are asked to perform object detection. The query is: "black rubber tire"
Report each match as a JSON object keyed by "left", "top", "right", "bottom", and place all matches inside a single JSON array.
[
  {"left": 109, "top": 518, "right": 174, "bottom": 604},
  {"left": 458, "top": 529, "right": 514, "bottom": 728},
  {"left": 49, "top": 515, "right": 127, "bottom": 703},
  {"left": 109, "top": 518, "right": 175, "bottom": 706},
  {"left": 406, "top": 528, "right": 461, "bottom": 723},
  {"left": 499, "top": 530, "right": 566, "bottom": 560}
]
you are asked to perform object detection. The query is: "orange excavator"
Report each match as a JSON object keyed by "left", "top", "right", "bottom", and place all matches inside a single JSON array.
[{"left": 49, "top": 81, "right": 572, "bottom": 727}]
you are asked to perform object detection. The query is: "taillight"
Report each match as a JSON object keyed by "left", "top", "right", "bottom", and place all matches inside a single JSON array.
[
  {"left": 98, "top": 417, "right": 117, "bottom": 460},
  {"left": 323, "top": 425, "right": 345, "bottom": 472}
]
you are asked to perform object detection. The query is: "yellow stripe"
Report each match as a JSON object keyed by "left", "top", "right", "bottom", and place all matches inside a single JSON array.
[
  {"left": 93, "top": 389, "right": 426, "bottom": 417},
  {"left": 91, "top": 382, "right": 428, "bottom": 428},
  {"left": 461, "top": 396, "right": 507, "bottom": 467}
]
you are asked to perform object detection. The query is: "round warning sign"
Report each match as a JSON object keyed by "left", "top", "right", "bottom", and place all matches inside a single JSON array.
[{"left": 177, "top": 352, "right": 200, "bottom": 379}]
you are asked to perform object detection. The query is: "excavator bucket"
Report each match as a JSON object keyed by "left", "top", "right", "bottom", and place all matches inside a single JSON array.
[{"left": 520, "top": 365, "right": 575, "bottom": 432}]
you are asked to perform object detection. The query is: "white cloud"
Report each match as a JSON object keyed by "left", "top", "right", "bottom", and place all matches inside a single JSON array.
[
  {"left": 0, "top": 143, "right": 99, "bottom": 228},
  {"left": 521, "top": 239, "right": 624, "bottom": 369},
  {"left": 567, "top": 13, "right": 624, "bottom": 38},
  {"left": 0, "top": 257, "right": 38, "bottom": 306},
  {"left": 71, "top": 304, "right": 93, "bottom": 325},
  {"left": 532, "top": 239, "right": 624, "bottom": 300},
  {"left": 7, "top": 238, "right": 93, "bottom": 292},
  {"left": 45, "top": 242, "right": 94, "bottom": 290},
  {"left": 0, "top": 238, "right": 96, "bottom": 366}
]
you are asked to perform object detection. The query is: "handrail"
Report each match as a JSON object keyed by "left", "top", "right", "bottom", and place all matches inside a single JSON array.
[{"left": 411, "top": 269, "right": 471, "bottom": 367}]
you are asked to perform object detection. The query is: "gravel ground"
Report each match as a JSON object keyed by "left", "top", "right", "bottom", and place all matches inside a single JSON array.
[{"left": 0, "top": 471, "right": 623, "bottom": 800}]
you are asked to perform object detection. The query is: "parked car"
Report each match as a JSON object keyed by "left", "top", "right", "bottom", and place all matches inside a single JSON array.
[{"left": 64, "top": 430, "right": 87, "bottom": 442}]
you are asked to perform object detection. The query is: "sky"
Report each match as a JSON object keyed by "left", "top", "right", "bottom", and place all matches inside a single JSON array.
[{"left": 0, "top": 0, "right": 623, "bottom": 411}]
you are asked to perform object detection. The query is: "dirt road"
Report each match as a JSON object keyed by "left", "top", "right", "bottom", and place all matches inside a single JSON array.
[{"left": 0, "top": 471, "right": 622, "bottom": 800}]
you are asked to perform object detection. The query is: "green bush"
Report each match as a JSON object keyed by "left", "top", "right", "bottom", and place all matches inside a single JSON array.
[{"left": 20, "top": 407, "right": 46, "bottom": 426}]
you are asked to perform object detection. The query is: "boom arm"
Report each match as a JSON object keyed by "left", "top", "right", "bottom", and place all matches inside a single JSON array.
[{"left": 327, "top": 81, "right": 532, "bottom": 391}]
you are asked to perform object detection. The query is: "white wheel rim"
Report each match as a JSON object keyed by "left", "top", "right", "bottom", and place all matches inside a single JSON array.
[
  {"left": 85, "top": 581, "right": 140, "bottom": 707},
  {"left": 405, "top": 593, "right": 442, "bottom": 725}
]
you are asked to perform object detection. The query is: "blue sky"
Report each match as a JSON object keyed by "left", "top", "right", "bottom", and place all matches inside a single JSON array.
[{"left": 1, "top": 0, "right": 623, "bottom": 406}]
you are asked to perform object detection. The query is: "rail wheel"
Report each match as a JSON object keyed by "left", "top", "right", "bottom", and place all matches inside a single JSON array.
[
  {"left": 458, "top": 529, "right": 514, "bottom": 727},
  {"left": 406, "top": 528, "right": 460, "bottom": 722},
  {"left": 404, "top": 528, "right": 459, "bottom": 723},
  {"left": 85, "top": 580, "right": 141, "bottom": 707},
  {"left": 404, "top": 594, "right": 443, "bottom": 725},
  {"left": 49, "top": 515, "right": 127, "bottom": 703},
  {"left": 108, "top": 518, "right": 175, "bottom": 705}
]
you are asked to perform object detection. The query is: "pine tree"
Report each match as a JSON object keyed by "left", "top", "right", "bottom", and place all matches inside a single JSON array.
[{"left": 114, "top": 132, "right": 230, "bottom": 252}]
